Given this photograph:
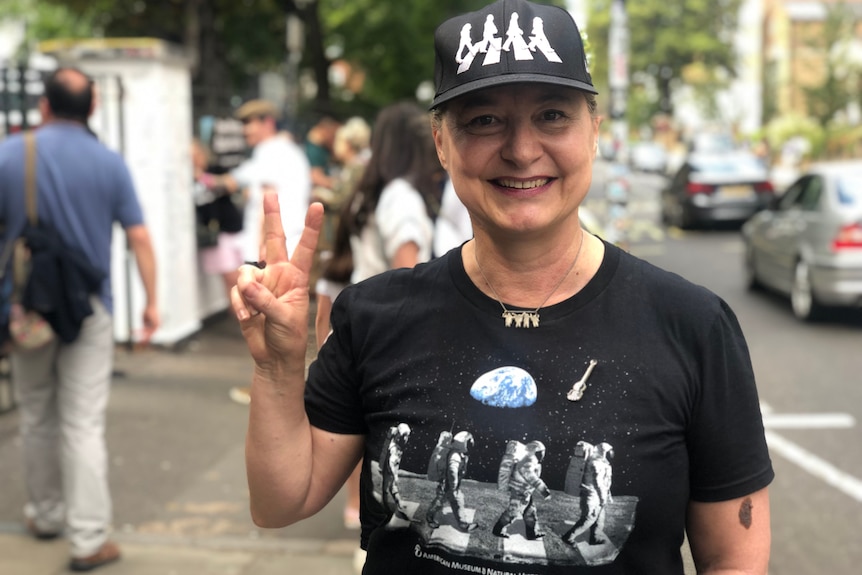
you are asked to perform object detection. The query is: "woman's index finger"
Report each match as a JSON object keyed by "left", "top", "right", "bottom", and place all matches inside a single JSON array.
[{"left": 261, "top": 187, "right": 289, "bottom": 264}]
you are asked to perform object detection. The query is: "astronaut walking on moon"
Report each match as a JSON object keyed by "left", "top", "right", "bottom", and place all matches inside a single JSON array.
[{"left": 564, "top": 442, "right": 614, "bottom": 546}]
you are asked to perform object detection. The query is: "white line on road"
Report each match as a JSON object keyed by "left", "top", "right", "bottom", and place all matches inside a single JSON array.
[
  {"left": 762, "top": 413, "right": 856, "bottom": 429},
  {"left": 765, "top": 431, "right": 862, "bottom": 503},
  {"left": 761, "top": 403, "right": 862, "bottom": 502}
]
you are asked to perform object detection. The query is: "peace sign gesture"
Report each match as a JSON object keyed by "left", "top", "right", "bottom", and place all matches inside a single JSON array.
[{"left": 231, "top": 191, "right": 324, "bottom": 371}]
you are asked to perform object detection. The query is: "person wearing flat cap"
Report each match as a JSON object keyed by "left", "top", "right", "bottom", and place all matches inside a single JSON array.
[
  {"left": 199, "top": 99, "right": 311, "bottom": 265},
  {"left": 199, "top": 99, "right": 311, "bottom": 406},
  {"left": 231, "top": 1, "right": 773, "bottom": 573}
]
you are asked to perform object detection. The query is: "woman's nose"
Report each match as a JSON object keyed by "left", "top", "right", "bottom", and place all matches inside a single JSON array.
[{"left": 500, "top": 121, "right": 542, "bottom": 167}]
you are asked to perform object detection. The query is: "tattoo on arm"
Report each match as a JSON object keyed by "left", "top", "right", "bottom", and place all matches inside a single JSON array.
[{"left": 738, "top": 496, "right": 753, "bottom": 529}]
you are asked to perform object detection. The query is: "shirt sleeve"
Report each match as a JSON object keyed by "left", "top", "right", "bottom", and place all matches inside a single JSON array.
[
  {"left": 305, "top": 286, "right": 367, "bottom": 435},
  {"left": 230, "top": 156, "right": 256, "bottom": 189},
  {"left": 686, "top": 299, "right": 774, "bottom": 502},
  {"left": 376, "top": 179, "right": 433, "bottom": 263},
  {"left": 112, "top": 156, "right": 145, "bottom": 228}
]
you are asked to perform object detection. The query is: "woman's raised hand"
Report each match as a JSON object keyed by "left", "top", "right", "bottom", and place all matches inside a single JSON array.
[{"left": 231, "top": 191, "right": 324, "bottom": 371}]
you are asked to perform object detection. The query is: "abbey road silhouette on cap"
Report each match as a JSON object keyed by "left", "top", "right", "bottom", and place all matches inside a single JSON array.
[{"left": 431, "top": 0, "right": 598, "bottom": 109}]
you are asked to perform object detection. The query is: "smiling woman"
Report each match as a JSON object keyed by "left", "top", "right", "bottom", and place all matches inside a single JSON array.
[{"left": 231, "top": 2, "right": 774, "bottom": 574}]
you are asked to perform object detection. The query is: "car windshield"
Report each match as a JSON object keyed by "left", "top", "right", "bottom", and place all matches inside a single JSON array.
[
  {"left": 836, "top": 172, "right": 862, "bottom": 206},
  {"left": 690, "top": 153, "right": 767, "bottom": 177}
]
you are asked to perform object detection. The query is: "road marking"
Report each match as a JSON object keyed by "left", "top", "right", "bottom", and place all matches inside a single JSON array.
[
  {"left": 765, "top": 431, "right": 862, "bottom": 503},
  {"left": 762, "top": 413, "right": 856, "bottom": 429},
  {"left": 761, "top": 403, "right": 862, "bottom": 503}
]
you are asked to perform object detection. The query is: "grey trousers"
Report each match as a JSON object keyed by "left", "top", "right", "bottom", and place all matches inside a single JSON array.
[{"left": 11, "top": 298, "right": 115, "bottom": 558}]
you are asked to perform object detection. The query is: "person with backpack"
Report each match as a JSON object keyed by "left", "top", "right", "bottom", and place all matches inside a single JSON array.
[{"left": 0, "top": 66, "right": 159, "bottom": 572}]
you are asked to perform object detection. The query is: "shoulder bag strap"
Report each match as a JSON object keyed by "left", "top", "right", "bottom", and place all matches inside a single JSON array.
[
  {"left": 24, "top": 131, "right": 38, "bottom": 225},
  {"left": 0, "top": 133, "right": 36, "bottom": 276}
]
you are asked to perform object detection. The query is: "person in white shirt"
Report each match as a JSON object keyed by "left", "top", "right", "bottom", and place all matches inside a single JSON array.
[
  {"left": 340, "top": 101, "right": 444, "bottom": 284},
  {"left": 199, "top": 99, "right": 311, "bottom": 405}
]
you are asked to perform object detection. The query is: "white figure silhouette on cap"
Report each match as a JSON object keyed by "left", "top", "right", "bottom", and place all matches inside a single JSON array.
[
  {"left": 454, "top": 10, "right": 563, "bottom": 74},
  {"left": 527, "top": 17, "right": 562, "bottom": 62}
]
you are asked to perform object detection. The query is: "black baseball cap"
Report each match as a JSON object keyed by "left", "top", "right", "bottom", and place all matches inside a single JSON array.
[{"left": 431, "top": 0, "right": 597, "bottom": 109}]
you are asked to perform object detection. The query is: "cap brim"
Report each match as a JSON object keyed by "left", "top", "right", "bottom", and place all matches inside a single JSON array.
[{"left": 430, "top": 73, "right": 598, "bottom": 109}]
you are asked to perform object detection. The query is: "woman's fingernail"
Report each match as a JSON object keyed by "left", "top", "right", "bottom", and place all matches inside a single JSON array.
[{"left": 237, "top": 308, "right": 250, "bottom": 321}]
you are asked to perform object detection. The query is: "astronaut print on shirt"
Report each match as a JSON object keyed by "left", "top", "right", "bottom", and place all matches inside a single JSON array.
[
  {"left": 455, "top": 9, "right": 562, "bottom": 74},
  {"left": 370, "top": 359, "right": 638, "bottom": 568}
]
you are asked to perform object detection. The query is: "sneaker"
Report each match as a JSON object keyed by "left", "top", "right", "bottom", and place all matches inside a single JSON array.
[
  {"left": 229, "top": 386, "right": 251, "bottom": 405},
  {"left": 69, "top": 541, "right": 121, "bottom": 572},
  {"left": 25, "top": 518, "right": 62, "bottom": 541}
]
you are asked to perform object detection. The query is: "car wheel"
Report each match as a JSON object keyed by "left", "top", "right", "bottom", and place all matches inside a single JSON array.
[
  {"left": 744, "top": 244, "right": 762, "bottom": 291},
  {"left": 790, "top": 259, "right": 824, "bottom": 321}
]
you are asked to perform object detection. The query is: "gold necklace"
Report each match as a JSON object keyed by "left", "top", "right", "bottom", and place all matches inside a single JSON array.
[{"left": 474, "top": 231, "right": 585, "bottom": 328}]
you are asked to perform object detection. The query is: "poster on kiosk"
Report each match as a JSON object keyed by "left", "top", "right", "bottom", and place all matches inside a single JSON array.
[{"left": 39, "top": 38, "right": 221, "bottom": 346}]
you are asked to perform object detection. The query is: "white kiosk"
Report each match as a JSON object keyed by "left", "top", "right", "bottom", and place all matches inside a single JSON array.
[{"left": 39, "top": 38, "right": 228, "bottom": 346}]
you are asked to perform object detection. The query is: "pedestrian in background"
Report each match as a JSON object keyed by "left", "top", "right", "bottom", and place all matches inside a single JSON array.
[
  {"left": 0, "top": 66, "right": 159, "bottom": 572},
  {"left": 197, "top": 99, "right": 311, "bottom": 406},
  {"left": 311, "top": 116, "right": 371, "bottom": 303},
  {"left": 231, "top": 0, "right": 772, "bottom": 573},
  {"left": 342, "top": 100, "right": 443, "bottom": 283},
  {"left": 191, "top": 138, "right": 244, "bottom": 300},
  {"left": 304, "top": 115, "right": 341, "bottom": 200}
]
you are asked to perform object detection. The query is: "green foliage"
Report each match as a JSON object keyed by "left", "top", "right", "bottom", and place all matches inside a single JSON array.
[
  {"left": 761, "top": 114, "right": 825, "bottom": 160},
  {"left": 801, "top": 3, "right": 862, "bottom": 125},
  {"left": 320, "top": 0, "right": 490, "bottom": 107},
  {"left": 9, "top": 0, "right": 569, "bottom": 114},
  {"left": 0, "top": 0, "right": 100, "bottom": 61},
  {"left": 587, "top": 0, "right": 741, "bottom": 123}
]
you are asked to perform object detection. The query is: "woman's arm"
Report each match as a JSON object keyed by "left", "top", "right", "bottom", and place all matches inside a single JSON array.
[
  {"left": 686, "top": 487, "right": 771, "bottom": 574},
  {"left": 232, "top": 193, "right": 362, "bottom": 527}
]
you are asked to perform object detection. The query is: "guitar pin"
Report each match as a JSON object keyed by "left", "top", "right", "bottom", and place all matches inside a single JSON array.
[{"left": 567, "top": 359, "right": 597, "bottom": 402}]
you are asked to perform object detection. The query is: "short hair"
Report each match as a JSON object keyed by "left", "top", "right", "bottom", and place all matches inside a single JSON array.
[
  {"left": 44, "top": 67, "right": 94, "bottom": 123},
  {"left": 334, "top": 117, "right": 371, "bottom": 154}
]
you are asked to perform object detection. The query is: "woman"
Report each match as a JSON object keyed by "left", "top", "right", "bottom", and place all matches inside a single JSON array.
[
  {"left": 341, "top": 101, "right": 443, "bottom": 282},
  {"left": 231, "top": 1, "right": 772, "bottom": 573},
  {"left": 192, "top": 138, "right": 244, "bottom": 299}
]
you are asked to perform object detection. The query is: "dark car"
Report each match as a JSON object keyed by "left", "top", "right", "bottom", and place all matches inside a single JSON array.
[
  {"left": 742, "top": 161, "right": 862, "bottom": 321},
  {"left": 661, "top": 151, "right": 775, "bottom": 229}
]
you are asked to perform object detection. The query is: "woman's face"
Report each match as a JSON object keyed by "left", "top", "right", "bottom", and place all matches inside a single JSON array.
[{"left": 433, "top": 84, "right": 600, "bottom": 240}]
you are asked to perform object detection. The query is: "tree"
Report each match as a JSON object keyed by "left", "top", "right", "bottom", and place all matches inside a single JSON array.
[
  {"left": 318, "top": 0, "right": 493, "bottom": 108},
  {"left": 586, "top": 0, "right": 741, "bottom": 119},
  {"left": 4, "top": 0, "right": 569, "bottom": 121},
  {"left": 802, "top": 3, "right": 862, "bottom": 126}
]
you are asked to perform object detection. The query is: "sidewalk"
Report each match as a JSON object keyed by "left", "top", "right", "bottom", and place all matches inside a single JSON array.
[{"left": 0, "top": 308, "right": 360, "bottom": 575}]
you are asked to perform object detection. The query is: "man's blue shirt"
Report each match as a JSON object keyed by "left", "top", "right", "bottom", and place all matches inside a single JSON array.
[{"left": 0, "top": 123, "right": 144, "bottom": 313}]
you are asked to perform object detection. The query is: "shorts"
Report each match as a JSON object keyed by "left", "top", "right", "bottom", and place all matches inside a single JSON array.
[{"left": 199, "top": 232, "right": 245, "bottom": 275}]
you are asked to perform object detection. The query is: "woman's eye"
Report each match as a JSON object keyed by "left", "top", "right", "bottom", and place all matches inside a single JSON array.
[
  {"left": 541, "top": 110, "right": 565, "bottom": 122},
  {"left": 467, "top": 114, "right": 496, "bottom": 128}
]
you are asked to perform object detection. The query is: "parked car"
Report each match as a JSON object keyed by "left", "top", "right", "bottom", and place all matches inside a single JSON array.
[
  {"left": 629, "top": 141, "right": 668, "bottom": 174},
  {"left": 742, "top": 161, "right": 862, "bottom": 321},
  {"left": 661, "top": 150, "right": 775, "bottom": 228}
]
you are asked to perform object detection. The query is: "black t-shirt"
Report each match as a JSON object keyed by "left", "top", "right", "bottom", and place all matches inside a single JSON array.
[{"left": 306, "top": 242, "right": 773, "bottom": 574}]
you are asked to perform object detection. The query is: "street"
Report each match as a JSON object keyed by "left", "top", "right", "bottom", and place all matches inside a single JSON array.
[{"left": 589, "top": 162, "right": 862, "bottom": 575}]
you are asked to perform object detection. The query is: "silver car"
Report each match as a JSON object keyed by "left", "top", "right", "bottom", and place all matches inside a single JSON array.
[{"left": 742, "top": 161, "right": 862, "bottom": 321}]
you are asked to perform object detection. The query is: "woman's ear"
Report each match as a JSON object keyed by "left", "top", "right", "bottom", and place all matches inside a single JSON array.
[{"left": 432, "top": 127, "right": 448, "bottom": 170}]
